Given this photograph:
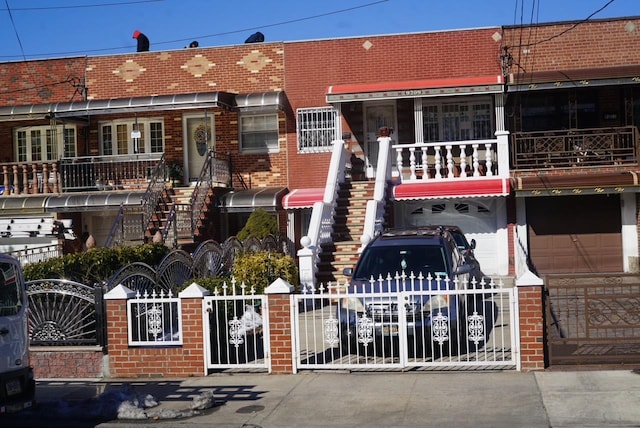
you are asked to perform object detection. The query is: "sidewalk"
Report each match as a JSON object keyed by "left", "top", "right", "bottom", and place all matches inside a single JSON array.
[{"left": 7, "top": 369, "right": 640, "bottom": 427}]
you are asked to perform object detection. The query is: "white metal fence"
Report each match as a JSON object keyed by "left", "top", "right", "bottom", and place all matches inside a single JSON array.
[
  {"left": 292, "top": 276, "right": 518, "bottom": 371},
  {"left": 127, "top": 289, "right": 182, "bottom": 346},
  {"left": 203, "top": 282, "right": 269, "bottom": 371}
]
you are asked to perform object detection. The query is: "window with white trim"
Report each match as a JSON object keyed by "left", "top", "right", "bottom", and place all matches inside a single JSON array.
[
  {"left": 99, "top": 118, "right": 164, "bottom": 155},
  {"left": 421, "top": 98, "right": 493, "bottom": 142},
  {"left": 297, "top": 107, "right": 337, "bottom": 152},
  {"left": 14, "top": 125, "right": 77, "bottom": 162},
  {"left": 239, "top": 113, "right": 279, "bottom": 153}
]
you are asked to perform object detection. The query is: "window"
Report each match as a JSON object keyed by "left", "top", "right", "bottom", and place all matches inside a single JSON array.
[
  {"left": 14, "top": 125, "right": 76, "bottom": 162},
  {"left": 421, "top": 98, "right": 494, "bottom": 142},
  {"left": 240, "top": 114, "right": 279, "bottom": 153},
  {"left": 99, "top": 119, "right": 164, "bottom": 155},
  {"left": 297, "top": 107, "right": 337, "bottom": 152}
]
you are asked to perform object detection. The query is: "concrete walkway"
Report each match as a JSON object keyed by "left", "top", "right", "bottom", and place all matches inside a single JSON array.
[{"left": 6, "top": 369, "right": 640, "bottom": 427}]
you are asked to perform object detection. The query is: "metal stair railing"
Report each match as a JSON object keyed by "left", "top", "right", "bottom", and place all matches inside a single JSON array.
[
  {"left": 140, "top": 155, "right": 167, "bottom": 242},
  {"left": 189, "top": 150, "right": 230, "bottom": 236}
]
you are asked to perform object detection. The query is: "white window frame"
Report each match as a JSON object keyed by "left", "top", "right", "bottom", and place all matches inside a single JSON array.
[
  {"left": 14, "top": 124, "right": 77, "bottom": 162},
  {"left": 99, "top": 118, "right": 164, "bottom": 155},
  {"left": 420, "top": 96, "right": 494, "bottom": 143},
  {"left": 239, "top": 113, "right": 279, "bottom": 153},
  {"left": 296, "top": 107, "right": 337, "bottom": 153}
]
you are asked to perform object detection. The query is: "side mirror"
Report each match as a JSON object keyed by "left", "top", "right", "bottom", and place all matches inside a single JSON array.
[
  {"left": 454, "top": 264, "right": 473, "bottom": 275},
  {"left": 343, "top": 267, "right": 353, "bottom": 277},
  {"left": 469, "top": 239, "right": 476, "bottom": 250}
]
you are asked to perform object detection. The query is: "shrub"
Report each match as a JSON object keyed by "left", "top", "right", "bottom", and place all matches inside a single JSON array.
[
  {"left": 23, "top": 243, "right": 171, "bottom": 284},
  {"left": 236, "top": 208, "right": 278, "bottom": 241},
  {"left": 231, "top": 251, "right": 299, "bottom": 294}
]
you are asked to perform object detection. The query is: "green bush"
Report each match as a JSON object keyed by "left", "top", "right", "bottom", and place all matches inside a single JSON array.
[
  {"left": 237, "top": 208, "right": 278, "bottom": 241},
  {"left": 22, "top": 243, "right": 171, "bottom": 284},
  {"left": 231, "top": 251, "right": 299, "bottom": 294}
]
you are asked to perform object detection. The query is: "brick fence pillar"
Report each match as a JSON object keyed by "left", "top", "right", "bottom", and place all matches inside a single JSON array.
[
  {"left": 264, "top": 278, "right": 295, "bottom": 374},
  {"left": 517, "top": 278, "right": 546, "bottom": 371}
]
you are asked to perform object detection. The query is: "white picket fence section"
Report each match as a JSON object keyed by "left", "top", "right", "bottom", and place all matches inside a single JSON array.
[
  {"left": 127, "top": 289, "right": 183, "bottom": 346},
  {"left": 291, "top": 276, "right": 519, "bottom": 371}
]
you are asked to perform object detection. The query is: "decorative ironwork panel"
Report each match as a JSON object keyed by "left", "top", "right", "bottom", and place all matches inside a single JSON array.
[{"left": 26, "top": 279, "right": 99, "bottom": 346}]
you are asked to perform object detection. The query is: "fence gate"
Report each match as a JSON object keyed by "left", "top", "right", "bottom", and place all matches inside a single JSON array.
[
  {"left": 292, "top": 277, "right": 518, "bottom": 371},
  {"left": 545, "top": 273, "right": 640, "bottom": 367},
  {"left": 202, "top": 285, "right": 269, "bottom": 371}
]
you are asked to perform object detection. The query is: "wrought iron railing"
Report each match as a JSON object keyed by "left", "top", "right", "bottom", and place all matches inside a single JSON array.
[
  {"left": 140, "top": 155, "right": 167, "bottom": 240},
  {"left": 189, "top": 150, "right": 230, "bottom": 235},
  {"left": 511, "top": 126, "right": 639, "bottom": 170},
  {"left": 59, "top": 152, "right": 164, "bottom": 192},
  {"left": 5, "top": 243, "right": 60, "bottom": 266}
]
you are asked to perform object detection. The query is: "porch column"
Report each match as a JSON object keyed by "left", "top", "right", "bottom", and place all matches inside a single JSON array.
[{"left": 264, "top": 278, "right": 295, "bottom": 374}]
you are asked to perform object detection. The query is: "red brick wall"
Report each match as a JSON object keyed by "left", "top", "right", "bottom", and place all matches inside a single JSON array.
[
  {"left": 283, "top": 28, "right": 503, "bottom": 189},
  {"left": 517, "top": 285, "right": 546, "bottom": 371},
  {"left": 502, "top": 17, "right": 640, "bottom": 73},
  {"left": 266, "top": 294, "right": 293, "bottom": 373},
  {"left": 31, "top": 347, "right": 104, "bottom": 379},
  {"left": 105, "top": 298, "right": 205, "bottom": 378}
]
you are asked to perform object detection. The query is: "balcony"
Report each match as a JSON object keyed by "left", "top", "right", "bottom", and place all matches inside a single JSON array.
[
  {"left": 0, "top": 153, "right": 165, "bottom": 196},
  {"left": 511, "top": 126, "right": 639, "bottom": 170}
]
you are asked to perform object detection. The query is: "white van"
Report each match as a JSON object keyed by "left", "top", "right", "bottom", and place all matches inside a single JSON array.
[{"left": 0, "top": 254, "right": 34, "bottom": 413}]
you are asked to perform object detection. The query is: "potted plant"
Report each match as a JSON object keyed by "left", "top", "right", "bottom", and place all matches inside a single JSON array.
[{"left": 167, "top": 160, "right": 184, "bottom": 186}]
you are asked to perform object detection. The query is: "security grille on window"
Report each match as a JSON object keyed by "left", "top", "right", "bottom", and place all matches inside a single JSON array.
[
  {"left": 297, "top": 107, "right": 337, "bottom": 152},
  {"left": 240, "top": 114, "right": 279, "bottom": 153}
]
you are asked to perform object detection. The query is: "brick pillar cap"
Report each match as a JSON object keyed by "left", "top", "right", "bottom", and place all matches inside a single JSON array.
[
  {"left": 515, "top": 271, "right": 544, "bottom": 287},
  {"left": 179, "top": 282, "right": 211, "bottom": 298},
  {"left": 265, "top": 278, "right": 294, "bottom": 294},
  {"left": 104, "top": 284, "right": 135, "bottom": 300}
]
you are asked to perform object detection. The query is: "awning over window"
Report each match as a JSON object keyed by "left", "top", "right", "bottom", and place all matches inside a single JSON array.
[
  {"left": 0, "top": 92, "right": 237, "bottom": 121},
  {"left": 219, "top": 187, "right": 288, "bottom": 212},
  {"left": 0, "top": 196, "right": 48, "bottom": 214},
  {"left": 326, "top": 76, "right": 504, "bottom": 103},
  {"left": 282, "top": 188, "right": 324, "bottom": 209},
  {"left": 44, "top": 192, "right": 145, "bottom": 212},
  {"left": 392, "top": 178, "right": 511, "bottom": 200},
  {"left": 514, "top": 171, "right": 640, "bottom": 197},
  {"left": 235, "top": 91, "right": 286, "bottom": 112},
  {"left": 507, "top": 65, "right": 640, "bottom": 92}
]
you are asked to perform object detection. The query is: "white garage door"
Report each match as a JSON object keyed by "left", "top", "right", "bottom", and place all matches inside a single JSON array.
[{"left": 393, "top": 199, "right": 501, "bottom": 275}]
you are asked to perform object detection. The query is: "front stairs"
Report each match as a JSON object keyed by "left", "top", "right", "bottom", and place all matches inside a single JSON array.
[{"left": 315, "top": 180, "right": 376, "bottom": 286}]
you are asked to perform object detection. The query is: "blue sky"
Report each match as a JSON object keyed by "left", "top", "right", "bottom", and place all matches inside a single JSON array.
[{"left": 0, "top": 0, "right": 635, "bottom": 60}]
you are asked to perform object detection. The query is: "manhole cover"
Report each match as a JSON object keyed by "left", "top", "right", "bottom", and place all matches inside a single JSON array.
[{"left": 236, "top": 405, "right": 265, "bottom": 414}]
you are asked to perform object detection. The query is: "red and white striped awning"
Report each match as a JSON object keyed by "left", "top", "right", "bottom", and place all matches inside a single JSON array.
[
  {"left": 282, "top": 188, "right": 324, "bottom": 209},
  {"left": 392, "top": 178, "right": 511, "bottom": 200}
]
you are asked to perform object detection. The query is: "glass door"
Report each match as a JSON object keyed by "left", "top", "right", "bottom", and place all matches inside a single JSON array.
[{"left": 363, "top": 103, "right": 396, "bottom": 179}]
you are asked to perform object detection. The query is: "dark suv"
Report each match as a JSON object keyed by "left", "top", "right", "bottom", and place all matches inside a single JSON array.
[{"left": 339, "top": 227, "right": 493, "bottom": 357}]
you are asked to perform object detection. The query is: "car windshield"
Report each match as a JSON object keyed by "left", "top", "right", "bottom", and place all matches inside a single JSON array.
[
  {"left": 0, "top": 262, "right": 22, "bottom": 317},
  {"left": 352, "top": 244, "right": 448, "bottom": 280}
]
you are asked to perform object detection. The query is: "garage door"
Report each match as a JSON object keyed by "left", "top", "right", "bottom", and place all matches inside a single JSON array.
[
  {"left": 393, "top": 199, "right": 499, "bottom": 275},
  {"left": 527, "top": 195, "right": 622, "bottom": 274}
]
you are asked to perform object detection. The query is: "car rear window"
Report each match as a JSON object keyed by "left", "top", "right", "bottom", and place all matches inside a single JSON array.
[{"left": 353, "top": 244, "right": 449, "bottom": 280}]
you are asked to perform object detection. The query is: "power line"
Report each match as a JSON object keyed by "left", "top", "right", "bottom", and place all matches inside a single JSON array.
[
  {"left": 0, "top": 0, "right": 389, "bottom": 59},
  {"left": 0, "top": 0, "right": 163, "bottom": 11}
]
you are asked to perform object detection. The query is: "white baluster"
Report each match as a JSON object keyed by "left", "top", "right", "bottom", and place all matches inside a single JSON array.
[
  {"left": 421, "top": 148, "right": 429, "bottom": 180},
  {"left": 459, "top": 144, "right": 467, "bottom": 177},
  {"left": 395, "top": 148, "right": 403, "bottom": 180},
  {"left": 446, "top": 145, "right": 454, "bottom": 178},
  {"left": 409, "top": 147, "right": 416, "bottom": 180},
  {"left": 485, "top": 143, "right": 493, "bottom": 176},
  {"left": 434, "top": 146, "right": 442, "bottom": 179},
  {"left": 472, "top": 144, "right": 480, "bottom": 177}
]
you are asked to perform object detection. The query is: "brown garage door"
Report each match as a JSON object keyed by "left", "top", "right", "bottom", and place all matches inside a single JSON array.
[{"left": 527, "top": 195, "right": 622, "bottom": 274}]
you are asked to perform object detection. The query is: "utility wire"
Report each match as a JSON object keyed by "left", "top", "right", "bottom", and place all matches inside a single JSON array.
[{"left": 0, "top": 0, "right": 163, "bottom": 11}]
